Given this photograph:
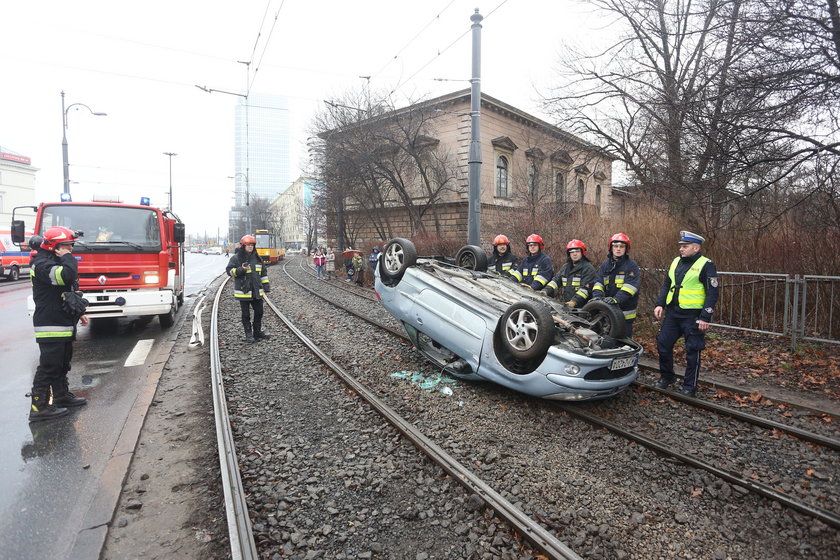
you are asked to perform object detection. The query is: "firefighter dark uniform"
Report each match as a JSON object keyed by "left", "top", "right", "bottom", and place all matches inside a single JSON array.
[
  {"left": 545, "top": 240, "right": 596, "bottom": 305},
  {"left": 510, "top": 235, "right": 554, "bottom": 292},
  {"left": 654, "top": 231, "right": 719, "bottom": 396},
  {"left": 592, "top": 233, "right": 640, "bottom": 337},
  {"left": 488, "top": 234, "right": 520, "bottom": 280},
  {"left": 226, "top": 236, "right": 271, "bottom": 342},
  {"left": 29, "top": 227, "right": 88, "bottom": 422}
]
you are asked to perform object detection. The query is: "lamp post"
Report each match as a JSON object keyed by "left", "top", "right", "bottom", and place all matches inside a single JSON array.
[
  {"left": 163, "top": 152, "right": 177, "bottom": 210},
  {"left": 61, "top": 91, "right": 107, "bottom": 195},
  {"left": 229, "top": 173, "right": 250, "bottom": 234}
]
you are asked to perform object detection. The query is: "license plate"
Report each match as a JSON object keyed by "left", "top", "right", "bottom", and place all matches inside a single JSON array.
[{"left": 610, "top": 356, "right": 637, "bottom": 370}]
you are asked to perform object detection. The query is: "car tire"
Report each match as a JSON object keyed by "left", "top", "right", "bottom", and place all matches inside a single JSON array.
[
  {"left": 498, "top": 300, "right": 554, "bottom": 360},
  {"left": 379, "top": 238, "right": 417, "bottom": 287},
  {"left": 581, "top": 300, "right": 626, "bottom": 338},
  {"left": 7, "top": 266, "right": 20, "bottom": 281},
  {"left": 454, "top": 245, "right": 488, "bottom": 272}
]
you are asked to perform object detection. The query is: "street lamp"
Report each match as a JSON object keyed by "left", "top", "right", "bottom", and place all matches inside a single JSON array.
[
  {"left": 163, "top": 152, "right": 177, "bottom": 210},
  {"left": 61, "top": 91, "right": 107, "bottom": 195},
  {"left": 228, "top": 172, "right": 250, "bottom": 234}
]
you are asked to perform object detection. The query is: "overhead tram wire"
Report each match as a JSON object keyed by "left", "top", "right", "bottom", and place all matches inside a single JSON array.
[
  {"left": 370, "top": 0, "right": 458, "bottom": 82},
  {"left": 388, "top": 0, "right": 511, "bottom": 97},
  {"left": 247, "top": 0, "right": 286, "bottom": 93}
]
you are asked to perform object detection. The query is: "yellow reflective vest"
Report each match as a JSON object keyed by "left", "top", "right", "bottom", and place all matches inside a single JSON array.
[{"left": 665, "top": 256, "right": 709, "bottom": 308}]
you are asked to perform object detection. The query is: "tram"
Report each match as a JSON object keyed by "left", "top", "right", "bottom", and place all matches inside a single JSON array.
[{"left": 254, "top": 229, "right": 285, "bottom": 264}]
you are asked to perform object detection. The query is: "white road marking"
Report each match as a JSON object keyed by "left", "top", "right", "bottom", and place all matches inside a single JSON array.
[{"left": 124, "top": 339, "right": 155, "bottom": 367}]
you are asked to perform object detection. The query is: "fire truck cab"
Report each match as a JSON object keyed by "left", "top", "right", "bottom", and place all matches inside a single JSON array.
[{"left": 12, "top": 197, "right": 186, "bottom": 327}]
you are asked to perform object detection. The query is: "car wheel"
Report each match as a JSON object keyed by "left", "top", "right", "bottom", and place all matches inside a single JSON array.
[
  {"left": 498, "top": 300, "right": 555, "bottom": 360},
  {"left": 454, "top": 245, "right": 488, "bottom": 271},
  {"left": 7, "top": 266, "right": 20, "bottom": 281},
  {"left": 581, "top": 300, "right": 626, "bottom": 338},
  {"left": 379, "top": 238, "right": 417, "bottom": 287}
]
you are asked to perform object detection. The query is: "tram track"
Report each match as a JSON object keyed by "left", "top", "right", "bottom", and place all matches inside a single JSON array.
[
  {"left": 211, "top": 263, "right": 581, "bottom": 559},
  {"left": 282, "top": 258, "right": 840, "bottom": 535}
]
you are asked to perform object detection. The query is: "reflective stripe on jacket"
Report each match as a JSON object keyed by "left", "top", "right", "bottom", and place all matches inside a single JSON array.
[
  {"left": 226, "top": 249, "right": 269, "bottom": 301},
  {"left": 592, "top": 254, "right": 640, "bottom": 320},
  {"left": 510, "top": 252, "right": 554, "bottom": 290},
  {"left": 31, "top": 249, "right": 79, "bottom": 342}
]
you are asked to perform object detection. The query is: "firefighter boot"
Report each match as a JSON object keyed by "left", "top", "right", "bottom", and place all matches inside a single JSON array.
[
  {"left": 28, "top": 389, "right": 69, "bottom": 422},
  {"left": 243, "top": 325, "right": 255, "bottom": 343},
  {"left": 52, "top": 378, "right": 87, "bottom": 407},
  {"left": 254, "top": 330, "right": 272, "bottom": 341}
]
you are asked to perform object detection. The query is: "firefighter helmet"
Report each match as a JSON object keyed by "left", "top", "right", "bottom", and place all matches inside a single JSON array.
[
  {"left": 40, "top": 227, "right": 76, "bottom": 251},
  {"left": 566, "top": 239, "right": 587, "bottom": 255},
  {"left": 609, "top": 232, "right": 630, "bottom": 252},
  {"left": 240, "top": 235, "right": 256, "bottom": 246},
  {"left": 525, "top": 234, "right": 544, "bottom": 249},
  {"left": 492, "top": 234, "right": 510, "bottom": 246}
]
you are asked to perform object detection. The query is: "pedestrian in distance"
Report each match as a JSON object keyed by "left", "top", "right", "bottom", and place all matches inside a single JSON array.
[
  {"left": 352, "top": 252, "right": 366, "bottom": 286},
  {"left": 591, "top": 233, "right": 640, "bottom": 337},
  {"left": 545, "top": 239, "right": 597, "bottom": 307},
  {"left": 488, "top": 234, "right": 520, "bottom": 280},
  {"left": 313, "top": 247, "right": 326, "bottom": 279},
  {"left": 28, "top": 226, "right": 89, "bottom": 422},
  {"left": 653, "top": 231, "right": 720, "bottom": 397},
  {"left": 509, "top": 234, "right": 554, "bottom": 292},
  {"left": 226, "top": 235, "right": 271, "bottom": 343},
  {"left": 368, "top": 245, "right": 381, "bottom": 271},
  {"left": 325, "top": 246, "right": 336, "bottom": 280}
]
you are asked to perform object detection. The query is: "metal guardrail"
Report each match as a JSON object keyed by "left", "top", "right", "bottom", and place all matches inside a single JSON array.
[{"left": 641, "top": 269, "right": 840, "bottom": 348}]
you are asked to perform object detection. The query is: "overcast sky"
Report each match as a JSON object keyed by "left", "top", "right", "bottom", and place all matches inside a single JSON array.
[{"left": 0, "top": 0, "right": 606, "bottom": 236}]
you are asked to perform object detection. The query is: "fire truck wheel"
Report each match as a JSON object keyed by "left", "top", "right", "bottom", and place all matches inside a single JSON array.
[
  {"left": 6, "top": 266, "right": 20, "bottom": 282},
  {"left": 159, "top": 305, "right": 177, "bottom": 328}
]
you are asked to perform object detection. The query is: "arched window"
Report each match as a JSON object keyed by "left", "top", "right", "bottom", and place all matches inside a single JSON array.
[
  {"left": 577, "top": 178, "right": 585, "bottom": 204},
  {"left": 555, "top": 172, "right": 565, "bottom": 204},
  {"left": 595, "top": 184, "right": 602, "bottom": 211},
  {"left": 496, "top": 156, "right": 509, "bottom": 198}
]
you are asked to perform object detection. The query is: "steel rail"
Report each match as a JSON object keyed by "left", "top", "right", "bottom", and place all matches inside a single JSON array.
[
  {"left": 210, "top": 276, "right": 259, "bottom": 560},
  {"left": 634, "top": 380, "right": 840, "bottom": 451},
  {"left": 281, "top": 261, "right": 840, "bottom": 531},
  {"left": 638, "top": 363, "right": 840, "bottom": 420},
  {"left": 261, "top": 294, "right": 582, "bottom": 560},
  {"left": 559, "top": 405, "right": 840, "bottom": 530}
]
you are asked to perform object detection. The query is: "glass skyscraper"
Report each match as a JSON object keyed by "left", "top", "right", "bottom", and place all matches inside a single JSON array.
[{"left": 230, "top": 93, "right": 290, "bottom": 236}]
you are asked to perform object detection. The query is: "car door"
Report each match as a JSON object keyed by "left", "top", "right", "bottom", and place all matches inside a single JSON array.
[{"left": 409, "top": 287, "right": 487, "bottom": 369}]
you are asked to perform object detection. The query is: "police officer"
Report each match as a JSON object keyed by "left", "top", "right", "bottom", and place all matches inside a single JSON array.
[
  {"left": 226, "top": 235, "right": 271, "bottom": 343},
  {"left": 592, "top": 233, "right": 640, "bottom": 337},
  {"left": 510, "top": 234, "right": 554, "bottom": 291},
  {"left": 488, "top": 234, "right": 520, "bottom": 279},
  {"left": 28, "top": 227, "right": 89, "bottom": 422},
  {"left": 653, "top": 231, "right": 720, "bottom": 397},
  {"left": 545, "top": 239, "right": 596, "bottom": 307}
]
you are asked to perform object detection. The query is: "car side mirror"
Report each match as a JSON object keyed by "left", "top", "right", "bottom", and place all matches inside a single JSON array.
[
  {"left": 11, "top": 220, "right": 25, "bottom": 244},
  {"left": 173, "top": 222, "right": 185, "bottom": 243}
]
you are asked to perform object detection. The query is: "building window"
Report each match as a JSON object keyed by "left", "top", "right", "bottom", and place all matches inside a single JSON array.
[
  {"left": 595, "top": 184, "right": 602, "bottom": 211},
  {"left": 577, "top": 178, "right": 585, "bottom": 204},
  {"left": 555, "top": 172, "right": 565, "bottom": 204},
  {"left": 496, "top": 156, "right": 509, "bottom": 198},
  {"left": 528, "top": 161, "right": 538, "bottom": 196}
]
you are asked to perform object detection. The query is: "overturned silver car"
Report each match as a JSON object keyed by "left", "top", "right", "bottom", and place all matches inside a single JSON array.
[{"left": 374, "top": 238, "right": 643, "bottom": 401}]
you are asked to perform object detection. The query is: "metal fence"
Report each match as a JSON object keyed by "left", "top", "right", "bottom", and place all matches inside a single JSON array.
[{"left": 640, "top": 270, "right": 840, "bottom": 348}]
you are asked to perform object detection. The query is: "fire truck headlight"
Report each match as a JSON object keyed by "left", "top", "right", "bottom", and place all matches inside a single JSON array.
[{"left": 144, "top": 273, "right": 160, "bottom": 284}]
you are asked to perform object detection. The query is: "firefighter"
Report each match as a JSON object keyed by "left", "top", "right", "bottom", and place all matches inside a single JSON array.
[
  {"left": 545, "top": 239, "right": 597, "bottom": 307},
  {"left": 28, "top": 226, "right": 89, "bottom": 422},
  {"left": 653, "top": 231, "right": 720, "bottom": 397},
  {"left": 510, "top": 234, "right": 554, "bottom": 292},
  {"left": 488, "top": 234, "right": 520, "bottom": 279},
  {"left": 592, "top": 233, "right": 640, "bottom": 337},
  {"left": 226, "top": 235, "right": 271, "bottom": 343}
]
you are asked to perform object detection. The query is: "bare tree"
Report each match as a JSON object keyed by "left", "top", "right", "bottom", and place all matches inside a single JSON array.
[{"left": 546, "top": 0, "right": 839, "bottom": 234}]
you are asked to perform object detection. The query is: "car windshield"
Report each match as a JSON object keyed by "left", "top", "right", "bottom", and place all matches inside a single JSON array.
[{"left": 39, "top": 204, "right": 161, "bottom": 252}]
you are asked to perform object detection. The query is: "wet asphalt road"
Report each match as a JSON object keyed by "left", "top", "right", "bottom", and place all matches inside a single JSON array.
[{"left": 0, "top": 253, "right": 226, "bottom": 559}]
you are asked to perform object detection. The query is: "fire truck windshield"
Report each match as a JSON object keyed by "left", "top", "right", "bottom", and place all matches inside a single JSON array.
[{"left": 39, "top": 205, "right": 161, "bottom": 252}]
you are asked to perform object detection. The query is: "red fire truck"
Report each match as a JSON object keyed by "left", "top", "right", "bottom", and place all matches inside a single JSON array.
[{"left": 12, "top": 196, "right": 185, "bottom": 326}]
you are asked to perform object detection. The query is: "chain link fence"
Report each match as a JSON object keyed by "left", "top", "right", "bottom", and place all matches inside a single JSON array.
[{"left": 640, "top": 269, "right": 840, "bottom": 348}]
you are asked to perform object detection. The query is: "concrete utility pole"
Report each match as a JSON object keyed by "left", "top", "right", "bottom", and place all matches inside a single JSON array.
[
  {"left": 163, "top": 152, "right": 177, "bottom": 211},
  {"left": 468, "top": 9, "right": 483, "bottom": 246}
]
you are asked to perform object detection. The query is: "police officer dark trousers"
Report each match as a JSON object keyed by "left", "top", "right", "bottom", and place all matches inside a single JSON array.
[
  {"left": 29, "top": 227, "right": 89, "bottom": 422},
  {"left": 653, "top": 231, "right": 720, "bottom": 397}
]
